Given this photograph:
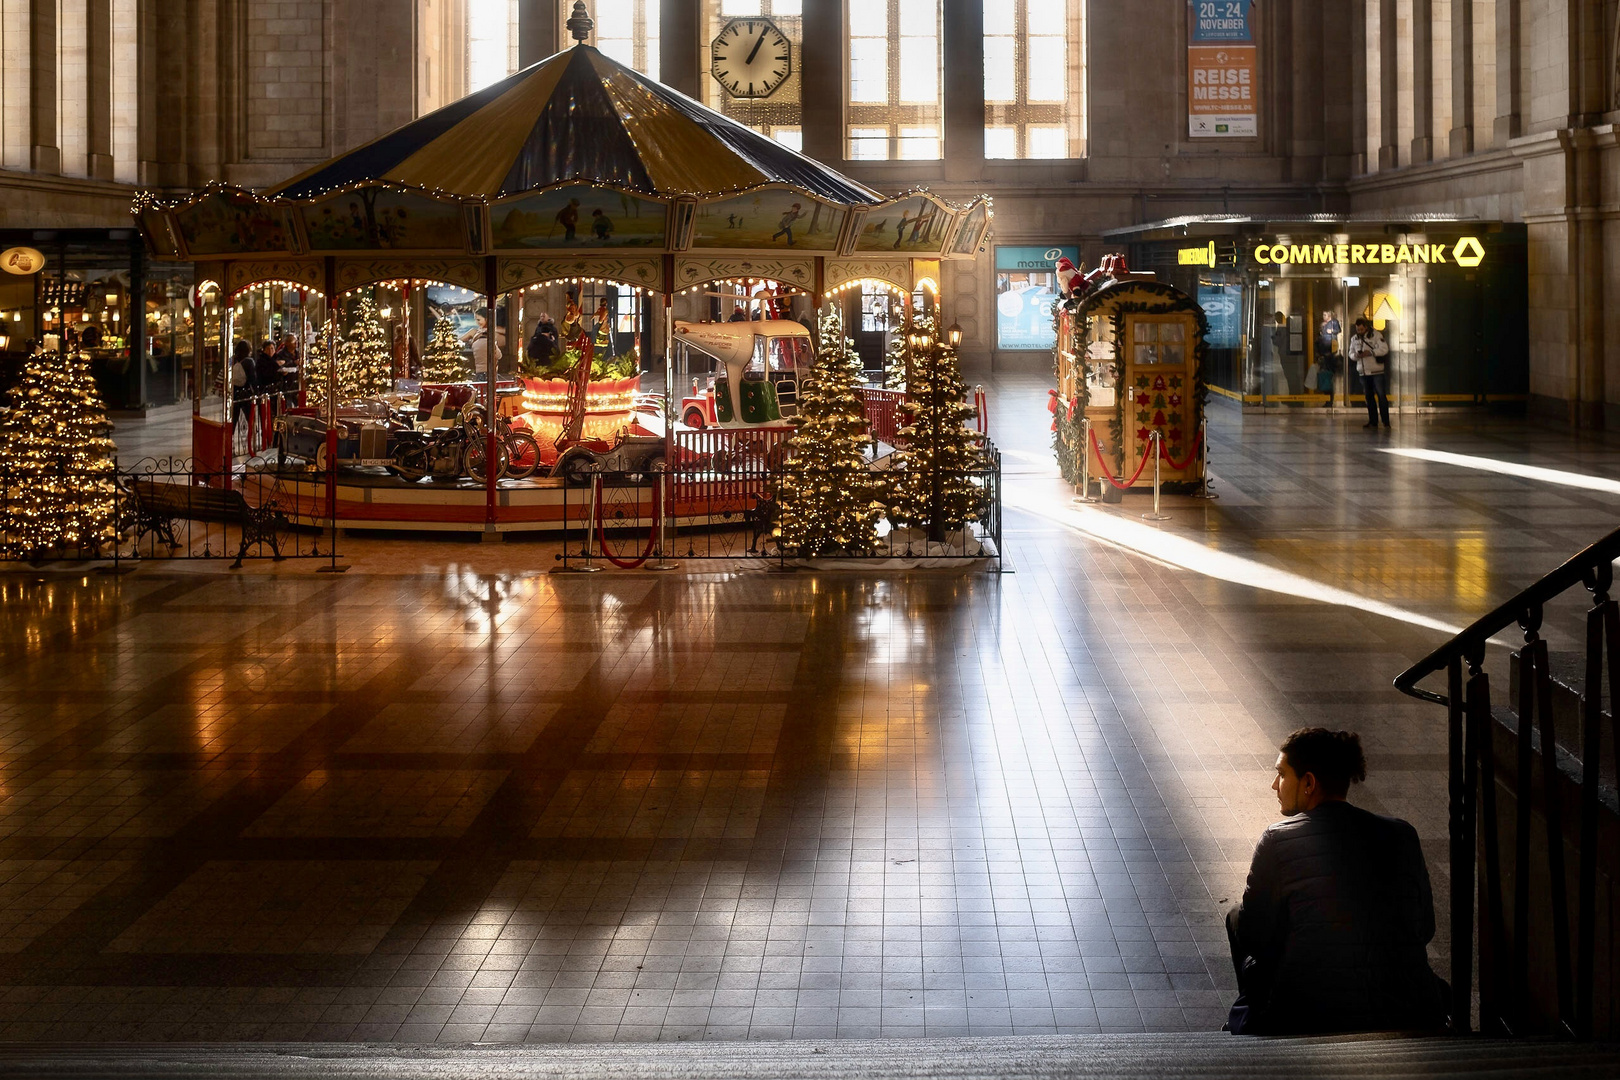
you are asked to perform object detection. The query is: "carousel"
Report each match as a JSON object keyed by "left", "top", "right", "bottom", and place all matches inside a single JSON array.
[{"left": 131, "top": 2, "right": 991, "bottom": 535}]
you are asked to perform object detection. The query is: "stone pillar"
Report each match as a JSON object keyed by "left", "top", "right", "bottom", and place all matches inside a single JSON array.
[
  {"left": 30, "top": 0, "right": 59, "bottom": 174},
  {"left": 941, "top": 0, "right": 983, "bottom": 181},
  {"left": 1447, "top": 0, "right": 1472, "bottom": 155},
  {"left": 660, "top": 0, "right": 700, "bottom": 99},
  {"left": 86, "top": 0, "right": 112, "bottom": 180},
  {"left": 186, "top": 0, "right": 223, "bottom": 186},
  {"left": 800, "top": 0, "right": 841, "bottom": 164},
  {"left": 1289, "top": 0, "right": 1323, "bottom": 179},
  {"left": 140, "top": 0, "right": 187, "bottom": 185},
  {"left": 1377, "top": 0, "right": 1397, "bottom": 170},
  {"left": 1409, "top": 0, "right": 1432, "bottom": 164},
  {"left": 1349, "top": 0, "right": 1367, "bottom": 174},
  {"left": 1493, "top": 0, "right": 1519, "bottom": 143},
  {"left": 518, "top": 0, "right": 558, "bottom": 67}
]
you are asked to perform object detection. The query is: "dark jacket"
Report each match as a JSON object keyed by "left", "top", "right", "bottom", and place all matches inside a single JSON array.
[
  {"left": 1233, "top": 801, "right": 1447, "bottom": 1034},
  {"left": 527, "top": 320, "right": 558, "bottom": 366}
]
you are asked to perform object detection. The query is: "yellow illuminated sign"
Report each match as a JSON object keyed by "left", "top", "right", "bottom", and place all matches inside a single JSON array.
[
  {"left": 1252, "top": 238, "right": 1485, "bottom": 268},
  {"left": 1178, "top": 241, "right": 1216, "bottom": 267}
]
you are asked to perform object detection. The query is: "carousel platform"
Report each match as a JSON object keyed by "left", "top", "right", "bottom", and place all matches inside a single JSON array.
[{"left": 244, "top": 467, "right": 755, "bottom": 534}]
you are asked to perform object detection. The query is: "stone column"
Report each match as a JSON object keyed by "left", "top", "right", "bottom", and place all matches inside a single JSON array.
[
  {"left": 29, "top": 0, "right": 59, "bottom": 174},
  {"left": 800, "top": 0, "right": 841, "bottom": 164},
  {"left": 517, "top": 0, "right": 559, "bottom": 67},
  {"left": 1377, "top": 0, "right": 1397, "bottom": 170},
  {"left": 1409, "top": 0, "right": 1432, "bottom": 164},
  {"left": 941, "top": 0, "right": 983, "bottom": 180},
  {"left": 1290, "top": 0, "right": 1323, "bottom": 179},
  {"left": 87, "top": 0, "right": 112, "bottom": 180},
  {"left": 1448, "top": 0, "right": 1472, "bottom": 155},
  {"left": 660, "top": 0, "right": 701, "bottom": 99},
  {"left": 1493, "top": 0, "right": 1519, "bottom": 143},
  {"left": 1349, "top": 0, "right": 1367, "bottom": 174},
  {"left": 186, "top": 0, "right": 223, "bottom": 187}
]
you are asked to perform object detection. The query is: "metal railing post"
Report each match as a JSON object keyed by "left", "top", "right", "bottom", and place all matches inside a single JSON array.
[
  {"left": 1192, "top": 420, "right": 1217, "bottom": 500},
  {"left": 650, "top": 462, "right": 677, "bottom": 570},
  {"left": 1073, "top": 416, "right": 1096, "bottom": 503},
  {"left": 1142, "top": 431, "right": 1170, "bottom": 521}
]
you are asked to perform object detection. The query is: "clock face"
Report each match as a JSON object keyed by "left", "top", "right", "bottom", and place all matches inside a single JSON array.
[{"left": 710, "top": 19, "right": 792, "bottom": 99}]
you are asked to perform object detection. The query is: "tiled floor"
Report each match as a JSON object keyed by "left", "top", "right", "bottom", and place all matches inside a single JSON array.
[{"left": 2, "top": 381, "right": 1620, "bottom": 1043}]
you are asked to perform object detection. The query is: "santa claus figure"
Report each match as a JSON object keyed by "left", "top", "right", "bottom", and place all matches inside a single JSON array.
[{"left": 1054, "top": 257, "right": 1085, "bottom": 300}]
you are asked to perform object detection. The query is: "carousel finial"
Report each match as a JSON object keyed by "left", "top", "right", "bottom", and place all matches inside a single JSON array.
[{"left": 566, "top": 1, "right": 593, "bottom": 43}]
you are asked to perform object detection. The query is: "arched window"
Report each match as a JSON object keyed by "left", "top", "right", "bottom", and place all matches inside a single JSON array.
[
  {"left": 982, "top": 0, "right": 1082, "bottom": 158},
  {"left": 846, "top": 0, "right": 942, "bottom": 160}
]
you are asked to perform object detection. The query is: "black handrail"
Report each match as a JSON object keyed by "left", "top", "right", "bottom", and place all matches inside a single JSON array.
[{"left": 1394, "top": 523, "right": 1620, "bottom": 705}]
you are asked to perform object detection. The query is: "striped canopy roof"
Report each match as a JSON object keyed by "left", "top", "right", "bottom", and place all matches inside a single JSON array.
[{"left": 269, "top": 44, "right": 882, "bottom": 205}]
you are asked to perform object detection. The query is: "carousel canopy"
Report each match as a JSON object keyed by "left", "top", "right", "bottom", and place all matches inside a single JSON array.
[{"left": 270, "top": 45, "right": 880, "bottom": 205}]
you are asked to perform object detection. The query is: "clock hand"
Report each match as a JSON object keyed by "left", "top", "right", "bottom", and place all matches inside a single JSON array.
[{"left": 744, "top": 28, "right": 767, "bottom": 65}]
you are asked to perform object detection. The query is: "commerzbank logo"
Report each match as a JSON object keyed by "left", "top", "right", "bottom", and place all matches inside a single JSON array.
[{"left": 1452, "top": 236, "right": 1485, "bottom": 267}]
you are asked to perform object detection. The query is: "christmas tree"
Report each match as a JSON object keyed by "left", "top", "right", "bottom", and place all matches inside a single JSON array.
[
  {"left": 0, "top": 347, "right": 118, "bottom": 557},
  {"left": 338, "top": 295, "right": 393, "bottom": 398},
  {"left": 777, "top": 310, "right": 885, "bottom": 557},
  {"left": 887, "top": 312, "right": 983, "bottom": 540},
  {"left": 303, "top": 316, "right": 341, "bottom": 408},
  {"left": 421, "top": 316, "right": 469, "bottom": 383},
  {"left": 883, "top": 310, "right": 937, "bottom": 391}
]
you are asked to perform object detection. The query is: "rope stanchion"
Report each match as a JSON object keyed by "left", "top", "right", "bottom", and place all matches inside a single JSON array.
[
  {"left": 594, "top": 480, "right": 663, "bottom": 569},
  {"left": 1089, "top": 428, "right": 1152, "bottom": 491},
  {"left": 1143, "top": 431, "right": 1170, "bottom": 522},
  {"left": 1073, "top": 416, "right": 1097, "bottom": 503},
  {"left": 1157, "top": 429, "right": 1203, "bottom": 472}
]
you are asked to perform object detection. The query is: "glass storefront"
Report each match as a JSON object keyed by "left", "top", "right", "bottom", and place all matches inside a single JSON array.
[
  {"left": 0, "top": 229, "right": 194, "bottom": 413},
  {"left": 994, "top": 244, "right": 1077, "bottom": 353},
  {"left": 1108, "top": 219, "right": 1529, "bottom": 412}
]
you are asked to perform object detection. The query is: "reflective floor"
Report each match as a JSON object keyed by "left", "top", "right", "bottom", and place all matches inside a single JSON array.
[{"left": 3, "top": 382, "right": 1619, "bottom": 1042}]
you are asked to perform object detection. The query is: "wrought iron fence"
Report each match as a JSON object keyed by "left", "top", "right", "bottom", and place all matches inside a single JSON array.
[
  {"left": 553, "top": 435, "right": 1002, "bottom": 570},
  {"left": 0, "top": 455, "right": 337, "bottom": 567}
]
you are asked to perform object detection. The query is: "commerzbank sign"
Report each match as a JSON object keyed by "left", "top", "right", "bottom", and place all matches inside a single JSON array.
[{"left": 1179, "top": 237, "right": 1486, "bottom": 269}]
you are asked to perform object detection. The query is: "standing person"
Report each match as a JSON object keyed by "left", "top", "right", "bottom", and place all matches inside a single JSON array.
[
  {"left": 1346, "top": 317, "right": 1390, "bottom": 429},
  {"left": 253, "top": 339, "right": 280, "bottom": 414},
  {"left": 554, "top": 198, "right": 581, "bottom": 242},
  {"left": 1267, "top": 312, "right": 1291, "bottom": 395},
  {"left": 771, "top": 203, "right": 804, "bottom": 246},
  {"left": 1316, "top": 311, "right": 1341, "bottom": 407},
  {"left": 1225, "top": 728, "right": 1448, "bottom": 1035},
  {"left": 229, "top": 339, "right": 256, "bottom": 430},
  {"left": 527, "top": 312, "right": 559, "bottom": 371}
]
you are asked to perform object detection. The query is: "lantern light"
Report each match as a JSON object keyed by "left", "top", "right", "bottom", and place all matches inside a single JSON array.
[{"left": 946, "top": 321, "right": 963, "bottom": 347}]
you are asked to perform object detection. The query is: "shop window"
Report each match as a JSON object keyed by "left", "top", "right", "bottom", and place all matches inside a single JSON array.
[
  {"left": 845, "top": 0, "right": 941, "bottom": 160},
  {"left": 700, "top": 0, "right": 801, "bottom": 141},
  {"left": 859, "top": 284, "right": 896, "bottom": 333},
  {"left": 982, "top": 0, "right": 1082, "bottom": 159},
  {"left": 1, "top": 0, "right": 31, "bottom": 170},
  {"left": 993, "top": 244, "right": 1073, "bottom": 351}
]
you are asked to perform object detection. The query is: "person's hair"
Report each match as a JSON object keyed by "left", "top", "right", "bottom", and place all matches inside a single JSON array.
[
  {"left": 232, "top": 339, "right": 251, "bottom": 359},
  {"left": 1280, "top": 728, "right": 1367, "bottom": 798},
  {"left": 1353, "top": 316, "right": 1371, "bottom": 328},
  {"left": 1273, "top": 311, "right": 1285, "bottom": 323}
]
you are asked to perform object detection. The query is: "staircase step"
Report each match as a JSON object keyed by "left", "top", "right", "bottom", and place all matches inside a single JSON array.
[{"left": 1, "top": 1035, "right": 1619, "bottom": 1080}]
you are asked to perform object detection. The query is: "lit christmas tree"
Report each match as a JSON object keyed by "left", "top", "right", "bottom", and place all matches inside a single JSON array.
[
  {"left": 339, "top": 295, "right": 393, "bottom": 398},
  {"left": 303, "top": 316, "right": 341, "bottom": 408},
  {"left": 887, "top": 312, "right": 983, "bottom": 540},
  {"left": 420, "top": 316, "right": 469, "bottom": 383},
  {"left": 777, "top": 310, "right": 885, "bottom": 557},
  {"left": 883, "top": 310, "right": 937, "bottom": 391},
  {"left": 0, "top": 347, "right": 118, "bottom": 557}
]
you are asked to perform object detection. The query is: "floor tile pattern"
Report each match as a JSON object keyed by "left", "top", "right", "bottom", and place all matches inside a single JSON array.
[{"left": 1, "top": 383, "right": 1619, "bottom": 1042}]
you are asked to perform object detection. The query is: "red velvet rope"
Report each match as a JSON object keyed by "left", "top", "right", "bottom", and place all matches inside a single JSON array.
[
  {"left": 1158, "top": 428, "right": 1204, "bottom": 471},
  {"left": 1089, "top": 428, "right": 1153, "bottom": 490},
  {"left": 593, "top": 476, "right": 662, "bottom": 569}
]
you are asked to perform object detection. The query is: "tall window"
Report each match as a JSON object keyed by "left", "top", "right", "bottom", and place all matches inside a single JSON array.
[
  {"left": 701, "top": 0, "right": 802, "bottom": 149},
  {"left": 982, "top": 0, "right": 1081, "bottom": 158},
  {"left": 846, "top": 0, "right": 941, "bottom": 160},
  {"left": 468, "top": 0, "right": 519, "bottom": 92},
  {"left": 1, "top": 0, "right": 31, "bottom": 170},
  {"left": 592, "top": 0, "right": 661, "bottom": 75}
]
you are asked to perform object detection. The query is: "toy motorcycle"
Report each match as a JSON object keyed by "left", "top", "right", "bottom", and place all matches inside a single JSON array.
[{"left": 387, "top": 416, "right": 497, "bottom": 483}]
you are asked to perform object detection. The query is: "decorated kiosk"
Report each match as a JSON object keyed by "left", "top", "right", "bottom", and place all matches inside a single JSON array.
[
  {"left": 131, "top": 1, "right": 991, "bottom": 537},
  {"left": 1052, "top": 255, "right": 1209, "bottom": 496}
]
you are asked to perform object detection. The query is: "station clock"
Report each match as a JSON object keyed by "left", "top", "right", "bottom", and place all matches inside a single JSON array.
[{"left": 710, "top": 19, "right": 792, "bottom": 99}]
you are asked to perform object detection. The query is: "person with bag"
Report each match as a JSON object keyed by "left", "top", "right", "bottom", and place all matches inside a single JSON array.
[
  {"left": 1346, "top": 317, "right": 1390, "bottom": 429},
  {"left": 228, "top": 338, "right": 256, "bottom": 430}
]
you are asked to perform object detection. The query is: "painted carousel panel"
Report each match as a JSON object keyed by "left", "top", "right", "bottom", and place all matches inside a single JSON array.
[
  {"left": 172, "top": 191, "right": 293, "bottom": 256},
  {"left": 688, "top": 189, "right": 842, "bottom": 252},
  {"left": 856, "top": 195, "right": 952, "bottom": 254},
  {"left": 300, "top": 188, "right": 469, "bottom": 252},
  {"left": 490, "top": 185, "right": 668, "bottom": 250}
]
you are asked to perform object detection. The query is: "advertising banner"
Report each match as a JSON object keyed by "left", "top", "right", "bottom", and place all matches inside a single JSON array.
[
  {"left": 994, "top": 245, "right": 1078, "bottom": 351},
  {"left": 1196, "top": 281, "right": 1243, "bottom": 350},
  {"left": 1188, "top": 2, "right": 1256, "bottom": 138}
]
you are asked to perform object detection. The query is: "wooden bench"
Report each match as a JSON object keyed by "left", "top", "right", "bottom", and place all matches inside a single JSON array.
[{"left": 126, "top": 479, "right": 286, "bottom": 567}]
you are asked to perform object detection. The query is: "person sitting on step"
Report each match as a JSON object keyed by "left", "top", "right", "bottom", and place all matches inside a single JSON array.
[{"left": 1225, "top": 727, "right": 1449, "bottom": 1035}]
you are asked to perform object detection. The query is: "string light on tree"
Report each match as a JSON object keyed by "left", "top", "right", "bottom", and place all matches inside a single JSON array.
[
  {"left": 777, "top": 310, "right": 885, "bottom": 557},
  {"left": 0, "top": 347, "right": 118, "bottom": 557},
  {"left": 888, "top": 311, "right": 983, "bottom": 541},
  {"left": 421, "top": 314, "right": 470, "bottom": 383},
  {"left": 339, "top": 295, "right": 393, "bottom": 398}
]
